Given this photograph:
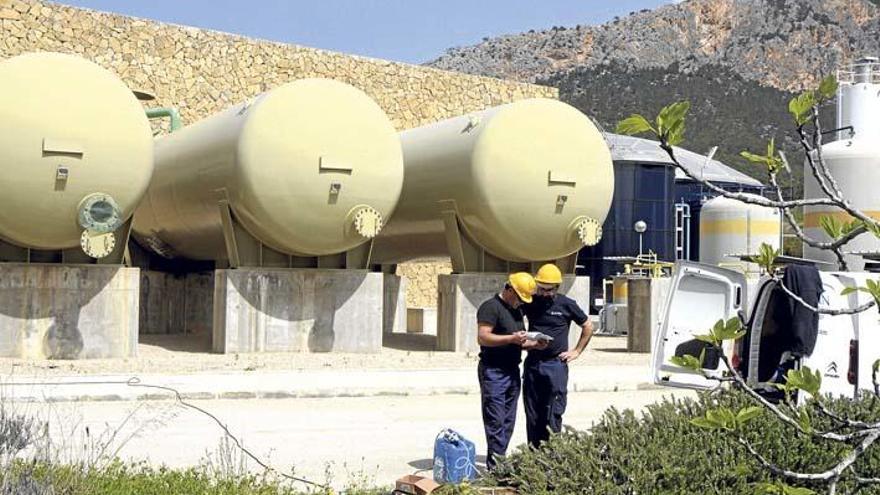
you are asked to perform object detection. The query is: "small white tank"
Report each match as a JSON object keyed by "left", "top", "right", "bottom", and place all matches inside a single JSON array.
[{"left": 699, "top": 194, "right": 781, "bottom": 273}]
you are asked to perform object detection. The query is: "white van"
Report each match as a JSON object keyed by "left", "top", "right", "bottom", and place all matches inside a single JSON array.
[{"left": 652, "top": 261, "right": 880, "bottom": 399}]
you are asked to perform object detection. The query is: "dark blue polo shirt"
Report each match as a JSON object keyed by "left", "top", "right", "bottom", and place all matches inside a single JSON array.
[
  {"left": 523, "top": 294, "right": 588, "bottom": 360},
  {"left": 476, "top": 295, "right": 525, "bottom": 368}
]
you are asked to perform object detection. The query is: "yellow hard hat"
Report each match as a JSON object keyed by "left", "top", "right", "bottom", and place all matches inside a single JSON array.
[
  {"left": 535, "top": 263, "right": 563, "bottom": 285},
  {"left": 507, "top": 272, "right": 536, "bottom": 303}
]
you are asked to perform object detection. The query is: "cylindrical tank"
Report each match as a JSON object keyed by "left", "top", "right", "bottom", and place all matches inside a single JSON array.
[
  {"left": 0, "top": 53, "right": 153, "bottom": 252},
  {"left": 804, "top": 140, "right": 880, "bottom": 270},
  {"left": 804, "top": 57, "right": 880, "bottom": 270},
  {"left": 133, "top": 79, "right": 403, "bottom": 260},
  {"left": 699, "top": 194, "right": 781, "bottom": 270},
  {"left": 836, "top": 56, "right": 880, "bottom": 141},
  {"left": 372, "top": 98, "right": 614, "bottom": 264}
]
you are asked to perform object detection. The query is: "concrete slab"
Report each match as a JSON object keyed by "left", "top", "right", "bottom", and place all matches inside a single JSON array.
[
  {"left": 0, "top": 264, "right": 139, "bottom": 359},
  {"left": 437, "top": 274, "right": 589, "bottom": 352},
  {"left": 213, "top": 269, "right": 383, "bottom": 354}
]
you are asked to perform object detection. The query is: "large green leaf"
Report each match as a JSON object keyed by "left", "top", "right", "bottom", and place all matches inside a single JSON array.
[
  {"left": 736, "top": 406, "right": 762, "bottom": 425},
  {"left": 842, "top": 218, "right": 862, "bottom": 236},
  {"left": 670, "top": 354, "right": 704, "bottom": 372},
  {"left": 863, "top": 219, "right": 880, "bottom": 239},
  {"left": 666, "top": 117, "right": 686, "bottom": 146},
  {"left": 690, "top": 417, "right": 720, "bottom": 429},
  {"left": 705, "top": 407, "right": 736, "bottom": 431},
  {"left": 740, "top": 150, "right": 768, "bottom": 164},
  {"left": 819, "top": 215, "right": 842, "bottom": 240},
  {"left": 785, "top": 367, "right": 822, "bottom": 398},
  {"left": 788, "top": 91, "right": 815, "bottom": 125},
  {"left": 656, "top": 101, "right": 690, "bottom": 145},
  {"left": 749, "top": 243, "right": 780, "bottom": 276},
  {"left": 818, "top": 74, "right": 838, "bottom": 101},
  {"left": 616, "top": 114, "right": 654, "bottom": 136},
  {"left": 796, "top": 408, "right": 813, "bottom": 434},
  {"left": 740, "top": 138, "right": 783, "bottom": 174}
]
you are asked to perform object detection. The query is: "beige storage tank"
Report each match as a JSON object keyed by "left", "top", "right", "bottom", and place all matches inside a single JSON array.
[
  {"left": 0, "top": 52, "right": 153, "bottom": 256},
  {"left": 699, "top": 194, "right": 781, "bottom": 272},
  {"left": 804, "top": 58, "right": 880, "bottom": 270},
  {"left": 133, "top": 79, "right": 403, "bottom": 262},
  {"left": 372, "top": 98, "right": 614, "bottom": 267}
]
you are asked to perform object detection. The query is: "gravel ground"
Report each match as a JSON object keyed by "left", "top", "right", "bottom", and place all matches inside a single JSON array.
[{"left": 0, "top": 334, "right": 648, "bottom": 376}]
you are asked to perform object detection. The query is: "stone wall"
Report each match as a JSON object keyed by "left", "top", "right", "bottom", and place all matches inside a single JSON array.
[
  {"left": 397, "top": 259, "right": 453, "bottom": 308},
  {"left": 0, "top": 0, "right": 557, "bottom": 308}
]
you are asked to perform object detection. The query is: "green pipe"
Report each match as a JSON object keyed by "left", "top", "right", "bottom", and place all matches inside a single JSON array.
[{"left": 145, "top": 107, "right": 182, "bottom": 133}]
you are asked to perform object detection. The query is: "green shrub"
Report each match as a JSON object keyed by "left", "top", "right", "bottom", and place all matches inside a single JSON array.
[
  {"left": 10, "top": 460, "right": 388, "bottom": 495},
  {"left": 488, "top": 390, "right": 880, "bottom": 494}
]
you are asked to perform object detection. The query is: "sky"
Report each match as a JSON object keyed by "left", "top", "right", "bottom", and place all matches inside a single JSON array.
[{"left": 61, "top": 0, "right": 677, "bottom": 64}]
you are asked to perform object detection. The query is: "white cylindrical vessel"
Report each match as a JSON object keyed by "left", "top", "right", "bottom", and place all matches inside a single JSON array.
[
  {"left": 804, "top": 140, "right": 880, "bottom": 270},
  {"left": 699, "top": 194, "right": 781, "bottom": 274},
  {"left": 804, "top": 57, "right": 880, "bottom": 270}
]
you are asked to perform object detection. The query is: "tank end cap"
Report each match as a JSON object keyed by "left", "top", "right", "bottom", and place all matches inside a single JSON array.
[
  {"left": 80, "top": 230, "right": 116, "bottom": 259},
  {"left": 352, "top": 206, "right": 383, "bottom": 239},
  {"left": 576, "top": 217, "right": 603, "bottom": 247},
  {"left": 77, "top": 193, "right": 122, "bottom": 234}
]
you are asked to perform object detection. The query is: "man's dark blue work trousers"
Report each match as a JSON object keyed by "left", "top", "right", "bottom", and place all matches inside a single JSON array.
[
  {"left": 478, "top": 362, "right": 520, "bottom": 470},
  {"left": 523, "top": 357, "right": 568, "bottom": 448}
]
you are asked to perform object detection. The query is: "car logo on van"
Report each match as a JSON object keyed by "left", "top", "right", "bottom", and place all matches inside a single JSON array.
[{"left": 825, "top": 362, "right": 839, "bottom": 378}]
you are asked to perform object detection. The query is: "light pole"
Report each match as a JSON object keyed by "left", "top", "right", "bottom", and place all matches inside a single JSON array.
[{"left": 634, "top": 220, "right": 647, "bottom": 257}]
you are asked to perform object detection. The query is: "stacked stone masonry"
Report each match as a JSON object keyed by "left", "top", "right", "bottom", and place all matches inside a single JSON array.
[{"left": 0, "top": 0, "right": 556, "bottom": 307}]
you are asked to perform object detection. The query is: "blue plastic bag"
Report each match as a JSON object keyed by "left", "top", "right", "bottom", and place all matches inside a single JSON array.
[{"left": 433, "top": 428, "right": 477, "bottom": 483}]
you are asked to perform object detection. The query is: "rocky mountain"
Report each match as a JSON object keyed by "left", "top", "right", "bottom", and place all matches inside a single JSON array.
[{"left": 428, "top": 0, "right": 880, "bottom": 194}]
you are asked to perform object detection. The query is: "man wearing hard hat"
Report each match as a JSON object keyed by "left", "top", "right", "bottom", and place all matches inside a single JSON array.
[
  {"left": 475, "top": 272, "right": 538, "bottom": 470},
  {"left": 522, "top": 263, "right": 594, "bottom": 448}
]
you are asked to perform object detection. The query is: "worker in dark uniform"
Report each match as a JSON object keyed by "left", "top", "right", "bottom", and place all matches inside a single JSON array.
[
  {"left": 522, "top": 263, "right": 593, "bottom": 448},
  {"left": 476, "top": 272, "right": 537, "bottom": 470}
]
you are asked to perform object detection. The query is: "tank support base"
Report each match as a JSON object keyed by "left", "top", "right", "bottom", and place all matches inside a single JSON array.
[
  {"left": 439, "top": 201, "right": 578, "bottom": 275},
  {"left": 218, "top": 200, "right": 374, "bottom": 269}
]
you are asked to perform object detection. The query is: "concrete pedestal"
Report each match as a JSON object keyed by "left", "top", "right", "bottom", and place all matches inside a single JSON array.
[
  {"left": 437, "top": 274, "right": 590, "bottom": 353},
  {"left": 139, "top": 271, "right": 213, "bottom": 335},
  {"left": 627, "top": 277, "right": 671, "bottom": 353},
  {"left": 213, "top": 269, "right": 383, "bottom": 353},
  {"left": 382, "top": 274, "right": 407, "bottom": 335},
  {"left": 0, "top": 264, "right": 139, "bottom": 359}
]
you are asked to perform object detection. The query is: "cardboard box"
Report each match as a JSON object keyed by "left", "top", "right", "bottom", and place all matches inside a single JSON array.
[{"left": 394, "top": 475, "right": 440, "bottom": 495}]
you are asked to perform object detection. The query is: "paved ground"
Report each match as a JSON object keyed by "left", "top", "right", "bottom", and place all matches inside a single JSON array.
[
  {"left": 1, "top": 364, "right": 657, "bottom": 402},
  {"left": 31, "top": 388, "right": 695, "bottom": 489},
  {"left": 0, "top": 332, "right": 674, "bottom": 489},
  {"left": 0, "top": 334, "right": 656, "bottom": 402},
  {"left": 0, "top": 334, "right": 647, "bottom": 376}
]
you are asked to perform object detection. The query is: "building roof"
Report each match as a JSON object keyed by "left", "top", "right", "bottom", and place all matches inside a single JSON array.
[{"left": 603, "top": 133, "right": 764, "bottom": 188}]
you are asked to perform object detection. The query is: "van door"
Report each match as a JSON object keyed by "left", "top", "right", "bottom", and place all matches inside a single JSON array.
[
  {"left": 653, "top": 261, "right": 746, "bottom": 389},
  {"left": 798, "top": 274, "right": 857, "bottom": 399},
  {"left": 839, "top": 273, "right": 880, "bottom": 397}
]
